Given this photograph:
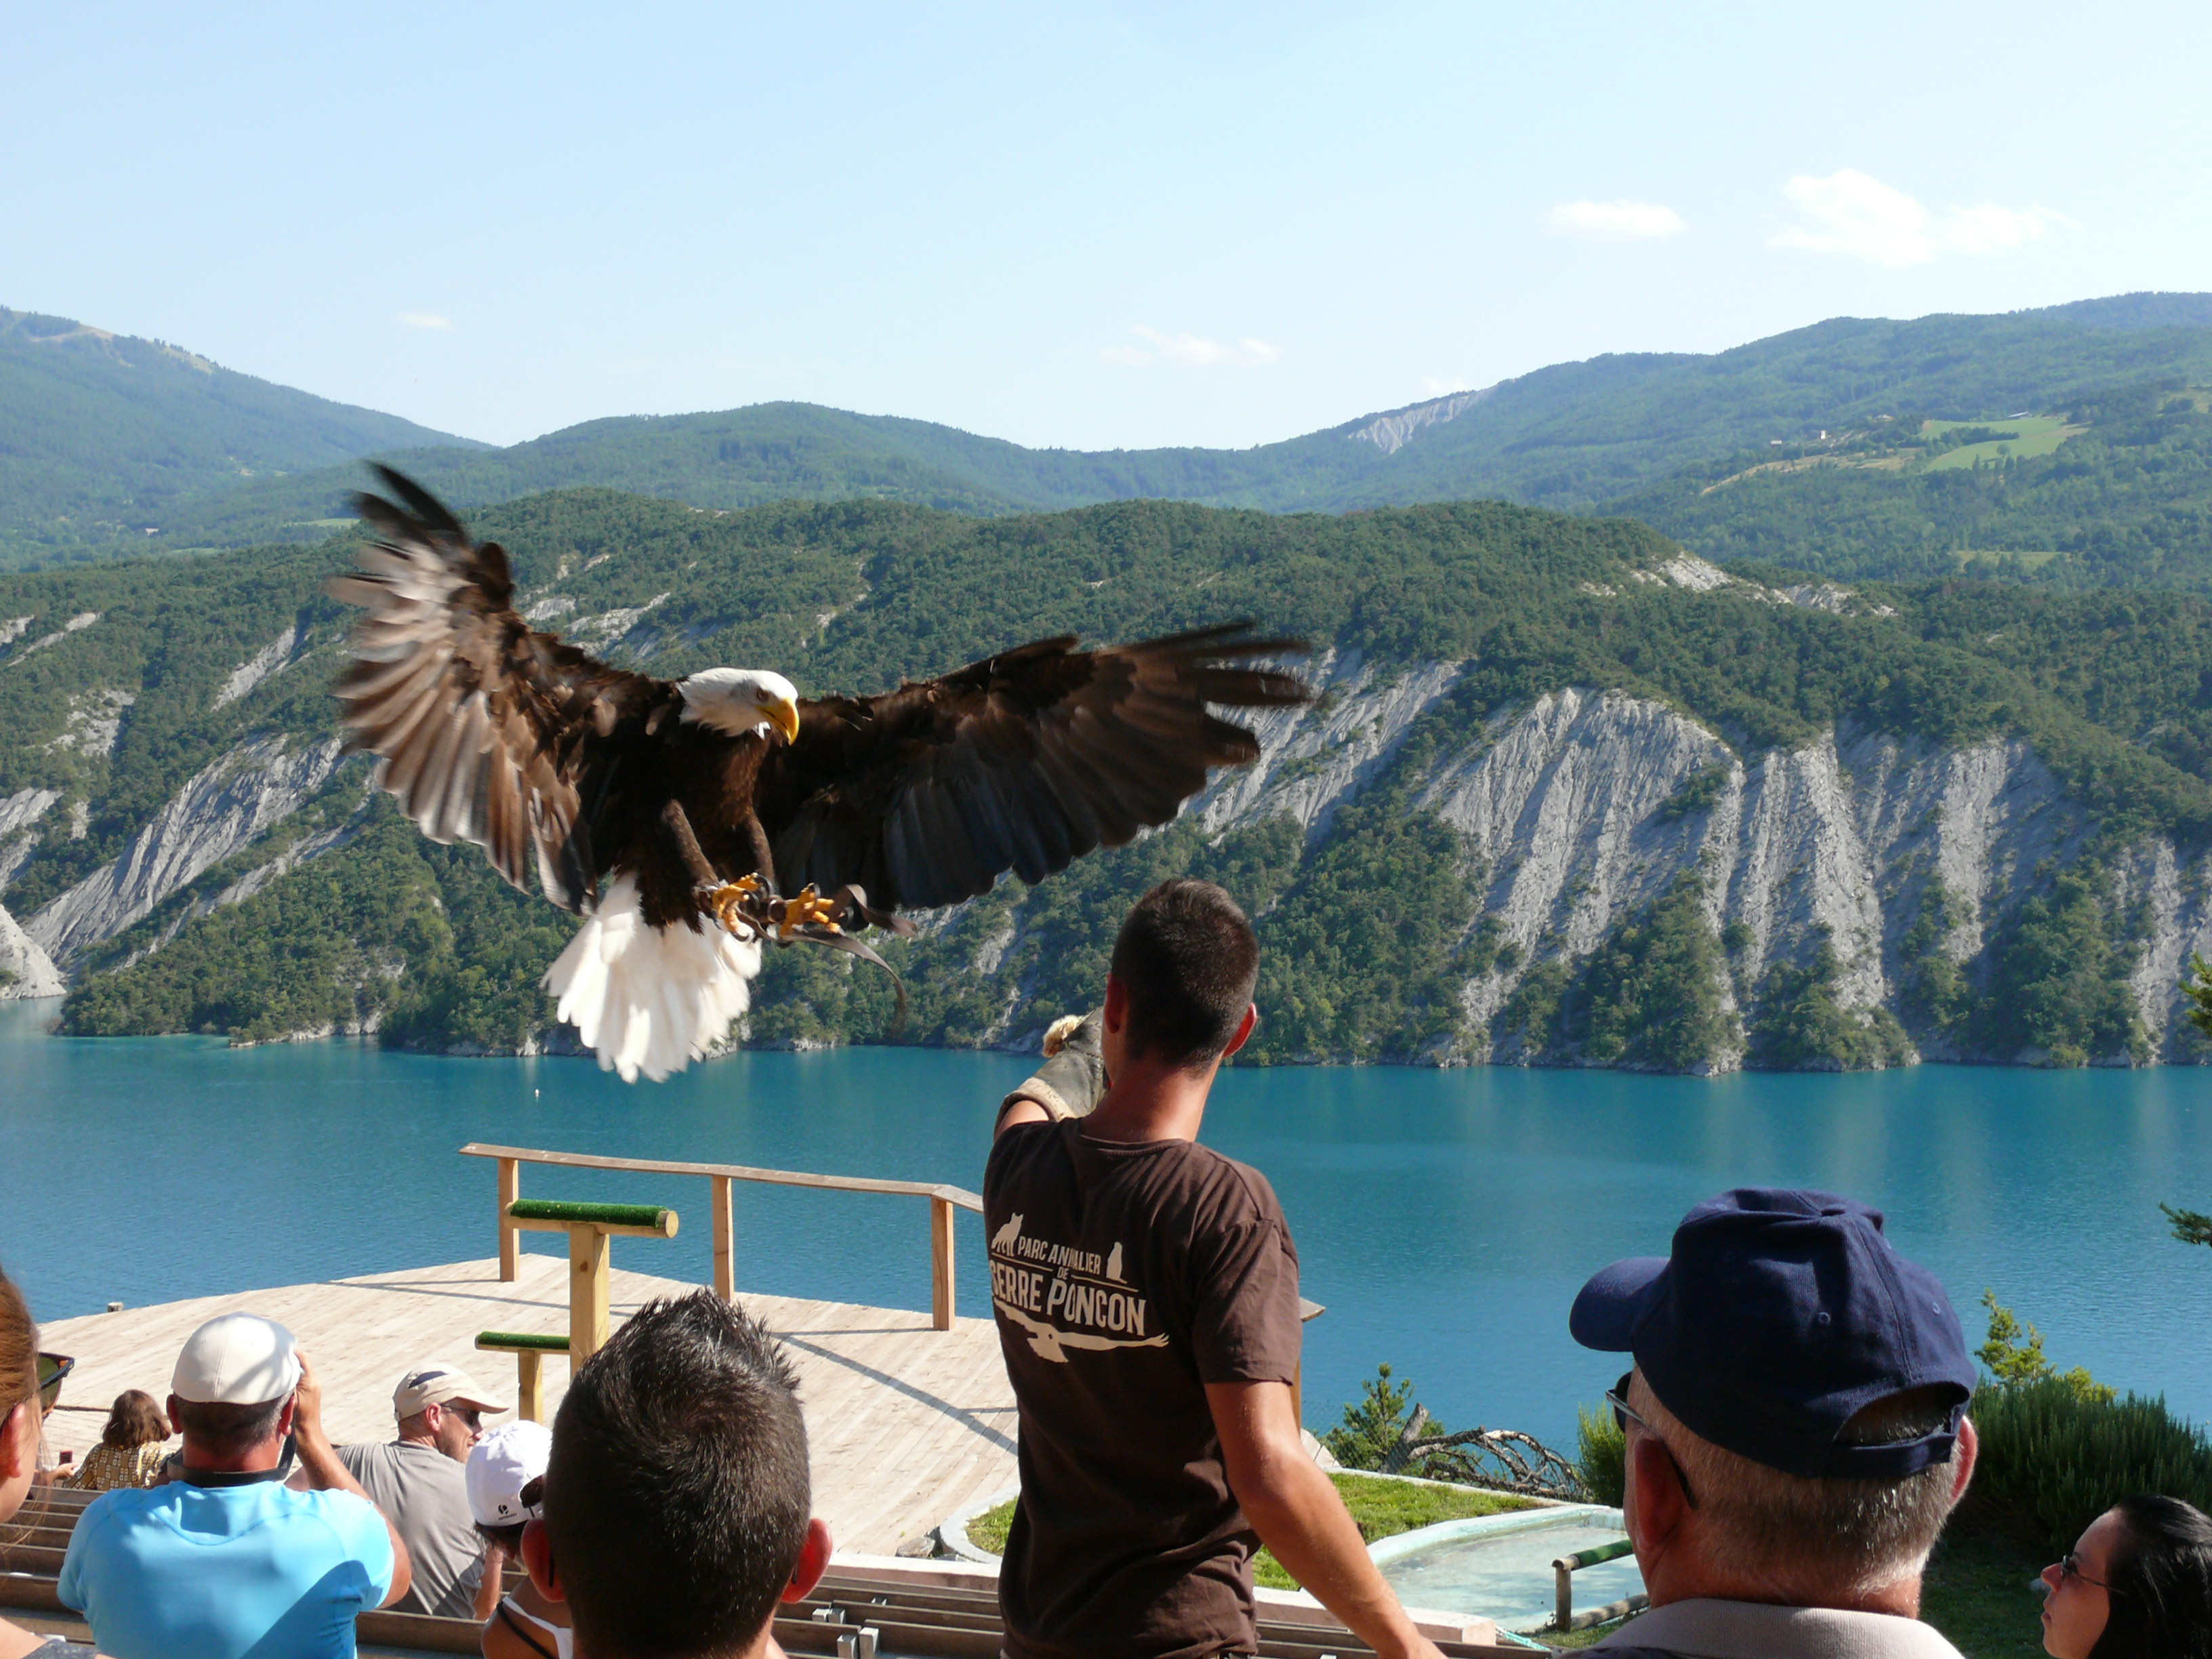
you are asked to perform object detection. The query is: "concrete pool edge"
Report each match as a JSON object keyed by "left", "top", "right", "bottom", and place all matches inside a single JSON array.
[{"left": 1368, "top": 1502, "right": 1628, "bottom": 1566}]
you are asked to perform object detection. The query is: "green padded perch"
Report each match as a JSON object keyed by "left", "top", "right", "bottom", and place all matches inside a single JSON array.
[
  {"left": 508, "top": 1199, "right": 672, "bottom": 1228},
  {"left": 476, "top": 1330, "right": 573, "bottom": 1352}
]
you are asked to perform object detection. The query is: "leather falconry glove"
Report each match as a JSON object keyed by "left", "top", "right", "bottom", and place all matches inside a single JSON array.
[{"left": 1000, "top": 1009, "right": 1107, "bottom": 1124}]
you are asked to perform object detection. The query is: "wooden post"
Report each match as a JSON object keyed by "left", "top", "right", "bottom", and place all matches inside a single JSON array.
[
  {"left": 711, "top": 1175, "right": 735, "bottom": 1303},
  {"left": 516, "top": 1351, "right": 544, "bottom": 1424},
  {"left": 930, "top": 1196, "right": 956, "bottom": 1331},
  {"left": 497, "top": 1158, "right": 520, "bottom": 1282},
  {"left": 570, "top": 1227, "right": 611, "bottom": 1364}
]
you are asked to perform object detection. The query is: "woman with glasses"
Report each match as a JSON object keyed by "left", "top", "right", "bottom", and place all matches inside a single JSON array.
[{"left": 2043, "top": 1496, "right": 2212, "bottom": 1659}]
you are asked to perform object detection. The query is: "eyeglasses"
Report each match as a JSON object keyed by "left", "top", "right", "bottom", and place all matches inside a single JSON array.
[
  {"left": 1607, "top": 1372, "right": 1698, "bottom": 1511},
  {"left": 2054, "top": 1553, "right": 2112, "bottom": 1591}
]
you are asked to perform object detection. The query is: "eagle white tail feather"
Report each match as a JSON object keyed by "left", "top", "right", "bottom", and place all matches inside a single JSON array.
[{"left": 544, "top": 875, "right": 763, "bottom": 1083}]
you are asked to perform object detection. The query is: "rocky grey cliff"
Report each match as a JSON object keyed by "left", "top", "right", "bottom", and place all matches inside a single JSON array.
[
  {"left": 0, "top": 902, "right": 63, "bottom": 999},
  {"left": 24, "top": 735, "right": 348, "bottom": 968}
]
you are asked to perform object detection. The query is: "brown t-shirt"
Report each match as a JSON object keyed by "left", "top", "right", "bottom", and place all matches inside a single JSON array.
[{"left": 985, "top": 1119, "right": 1304, "bottom": 1659}]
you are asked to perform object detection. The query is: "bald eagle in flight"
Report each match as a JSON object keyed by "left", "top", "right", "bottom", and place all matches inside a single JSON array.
[{"left": 328, "top": 468, "right": 1307, "bottom": 1082}]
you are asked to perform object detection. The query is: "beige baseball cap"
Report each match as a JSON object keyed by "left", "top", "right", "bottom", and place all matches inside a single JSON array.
[
  {"left": 172, "top": 1313, "right": 301, "bottom": 1406},
  {"left": 392, "top": 1361, "right": 505, "bottom": 1420}
]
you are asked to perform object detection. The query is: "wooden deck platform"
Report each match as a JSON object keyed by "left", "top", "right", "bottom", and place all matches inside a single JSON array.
[{"left": 36, "top": 1256, "right": 1017, "bottom": 1556}]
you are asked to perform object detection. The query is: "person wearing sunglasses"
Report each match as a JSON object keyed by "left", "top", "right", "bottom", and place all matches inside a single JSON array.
[
  {"left": 1569, "top": 1189, "right": 1982, "bottom": 1659},
  {"left": 294, "top": 1361, "right": 508, "bottom": 1623},
  {"left": 2041, "top": 1496, "right": 2212, "bottom": 1659}
]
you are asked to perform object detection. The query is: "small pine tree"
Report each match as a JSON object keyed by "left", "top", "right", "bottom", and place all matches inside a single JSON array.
[
  {"left": 1324, "top": 1364, "right": 1420, "bottom": 1471},
  {"left": 1979, "top": 1290, "right": 2113, "bottom": 1402}
]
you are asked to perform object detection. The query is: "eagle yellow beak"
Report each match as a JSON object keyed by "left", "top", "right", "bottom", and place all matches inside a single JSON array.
[{"left": 762, "top": 695, "right": 801, "bottom": 744}]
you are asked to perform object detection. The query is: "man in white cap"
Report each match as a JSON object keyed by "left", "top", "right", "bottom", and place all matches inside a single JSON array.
[
  {"left": 298, "top": 1359, "right": 506, "bottom": 1621},
  {"left": 58, "top": 1311, "right": 413, "bottom": 1659}
]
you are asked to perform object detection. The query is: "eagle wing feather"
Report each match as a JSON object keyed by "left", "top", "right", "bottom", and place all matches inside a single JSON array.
[
  {"left": 329, "top": 466, "right": 661, "bottom": 914},
  {"left": 756, "top": 625, "right": 1309, "bottom": 912}
]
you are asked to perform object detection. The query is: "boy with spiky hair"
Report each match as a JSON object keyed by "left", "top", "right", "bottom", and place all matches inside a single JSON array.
[{"left": 518, "top": 1292, "right": 832, "bottom": 1659}]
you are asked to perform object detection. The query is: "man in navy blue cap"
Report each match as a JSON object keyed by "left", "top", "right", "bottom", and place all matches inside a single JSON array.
[{"left": 1570, "top": 1189, "right": 1980, "bottom": 1659}]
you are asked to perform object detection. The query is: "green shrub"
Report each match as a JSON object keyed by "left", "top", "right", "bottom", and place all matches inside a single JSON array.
[
  {"left": 1964, "top": 1380, "right": 2212, "bottom": 1552},
  {"left": 1577, "top": 1402, "right": 1626, "bottom": 1507}
]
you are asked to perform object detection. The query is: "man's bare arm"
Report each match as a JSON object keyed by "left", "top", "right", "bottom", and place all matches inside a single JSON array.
[
  {"left": 1208, "top": 1380, "right": 1444, "bottom": 1659},
  {"left": 290, "top": 1351, "right": 414, "bottom": 1609}
]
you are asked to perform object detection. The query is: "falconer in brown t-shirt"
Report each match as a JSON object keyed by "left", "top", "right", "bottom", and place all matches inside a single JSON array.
[{"left": 986, "top": 880, "right": 1445, "bottom": 1659}]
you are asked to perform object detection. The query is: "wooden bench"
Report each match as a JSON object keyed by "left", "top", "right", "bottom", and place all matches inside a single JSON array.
[{"left": 0, "top": 1486, "right": 1514, "bottom": 1656}]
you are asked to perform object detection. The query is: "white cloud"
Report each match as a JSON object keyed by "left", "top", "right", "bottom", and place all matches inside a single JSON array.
[
  {"left": 1547, "top": 199, "right": 1686, "bottom": 241},
  {"left": 397, "top": 312, "right": 454, "bottom": 331},
  {"left": 1774, "top": 170, "right": 2068, "bottom": 266},
  {"left": 1100, "top": 325, "right": 1282, "bottom": 369},
  {"left": 1421, "top": 376, "right": 1471, "bottom": 397}
]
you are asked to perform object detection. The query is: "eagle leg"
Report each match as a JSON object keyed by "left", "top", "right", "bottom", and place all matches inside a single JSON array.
[
  {"left": 745, "top": 814, "right": 778, "bottom": 893},
  {"left": 658, "top": 800, "right": 764, "bottom": 939}
]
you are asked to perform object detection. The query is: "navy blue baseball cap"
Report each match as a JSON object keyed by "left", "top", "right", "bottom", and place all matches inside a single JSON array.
[{"left": 1571, "top": 1188, "right": 1974, "bottom": 1480}]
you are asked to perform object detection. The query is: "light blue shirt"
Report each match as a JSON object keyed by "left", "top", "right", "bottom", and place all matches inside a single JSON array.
[{"left": 58, "top": 1475, "right": 394, "bottom": 1659}]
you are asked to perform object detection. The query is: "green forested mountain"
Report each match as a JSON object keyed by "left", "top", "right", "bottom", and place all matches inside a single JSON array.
[
  {"left": 1612, "top": 386, "right": 2212, "bottom": 589},
  {"left": 9, "top": 488, "right": 2212, "bottom": 1071},
  {"left": 0, "top": 307, "right": 480, "bottom": 564},
  {"left": 18, "top": 295, "right": 2212, "bottom": 599}
]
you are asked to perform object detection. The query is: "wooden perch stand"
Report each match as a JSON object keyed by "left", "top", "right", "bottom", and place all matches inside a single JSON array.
[{"left": 501, "top": 1197, "right": 678, "bottom": 1364}]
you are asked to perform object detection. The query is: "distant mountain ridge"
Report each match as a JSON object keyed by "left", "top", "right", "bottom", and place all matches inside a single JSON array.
[
  {"left": 7, "top": 293, "right": 2212, "bottom": 594},
  {"left": 0, "top": 306, "right": 482, "bottom": 562}
]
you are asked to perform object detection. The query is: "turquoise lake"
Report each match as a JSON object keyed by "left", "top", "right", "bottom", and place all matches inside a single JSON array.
[{"left": 4, "top": 996, "right": 2209, "bottom": 1450}]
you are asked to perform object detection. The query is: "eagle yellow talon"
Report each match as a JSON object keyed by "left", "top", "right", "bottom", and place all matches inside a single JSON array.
[
  {"left": 775, "top": 884, "right": 843, "bottom": 939},
  {"left": 708, "top": 878, "right": 764, "bottom": 935}
]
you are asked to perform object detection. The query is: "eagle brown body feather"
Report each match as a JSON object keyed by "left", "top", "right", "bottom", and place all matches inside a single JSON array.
[{"left": 329, "top": 466, "right": 1309, "bottom": 1077}]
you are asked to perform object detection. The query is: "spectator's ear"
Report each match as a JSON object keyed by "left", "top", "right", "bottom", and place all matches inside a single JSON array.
[
  {"left": 0, "top": 1400, "right": 30, "bottom": 1480},
  {"left": 1950, "top": 1415, "right": 1978, "bottom": 1504},
  {"left": 1103, "top": 975, "right": 1128, "bottom": 1033},
  {"left": 1221, "top": 1003, "right": 1258, "bottom": 1059},
  {"left": 781, "top": 1518, "right": 834, "bottom": 1604},
  {"left": 166, "top": 1394, "right": 185, "bottom": 1437},
  {"left": 276, "top": 1395, "right": 299, "bottom": 1440},
  {"left": 1627, "top": 1434, "right": 1692, "bottom": 1555},
  {"left": 520, "top": 1518, "right": 566, "bottom": 1604}
]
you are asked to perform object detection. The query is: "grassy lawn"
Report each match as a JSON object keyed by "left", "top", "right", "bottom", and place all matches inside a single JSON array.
[
  {"left": 1921, "top": 415, "right": 2081, "bottom": 471},
  {"left": 960, "top": 1475, "right": 1535, "bottom": 1591},
  {"left": 1920, "top": 1531, "right": 2049, "bottom": 1659}
]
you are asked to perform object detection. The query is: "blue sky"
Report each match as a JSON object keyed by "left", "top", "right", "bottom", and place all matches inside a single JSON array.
[{"left": 4, "top": 1, "right": 2206, "bottom": 449}]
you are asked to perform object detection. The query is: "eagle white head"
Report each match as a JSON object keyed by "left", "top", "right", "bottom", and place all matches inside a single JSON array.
[{"left": 678, "top": 668, "right": 801, "bottom": 742}]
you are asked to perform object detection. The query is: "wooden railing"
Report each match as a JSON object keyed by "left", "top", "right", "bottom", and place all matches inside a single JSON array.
[{"left": 460, "top": 1143, "right": 984, "bottom": 1331}]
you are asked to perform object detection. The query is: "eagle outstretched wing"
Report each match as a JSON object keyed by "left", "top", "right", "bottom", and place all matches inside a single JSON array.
[
  {"left": 327, "top": 465, "right": 659, "bottom": 913},
  {"left": 755, "top": 626, "right": 1309, "bottom": 912}
]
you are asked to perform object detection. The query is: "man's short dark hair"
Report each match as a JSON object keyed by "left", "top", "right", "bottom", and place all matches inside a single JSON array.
[
  {"left": 173, "top": 1397, "right": 285, "bottom": 1459},
  {"left": 544, "top": 1292, "right": 810, "bottom": 1659},
  {"left": 1109, "top": 880, "right": 1258, "bottom": 1068}
]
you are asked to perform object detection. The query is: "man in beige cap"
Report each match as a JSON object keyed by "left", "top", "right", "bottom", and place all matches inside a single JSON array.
[
  {"left": 60, "top": 1312, "right": 412, "bottom": 1659},
  {"left": 298, "top": 1360, "right": 506, "bottom": 1620}
]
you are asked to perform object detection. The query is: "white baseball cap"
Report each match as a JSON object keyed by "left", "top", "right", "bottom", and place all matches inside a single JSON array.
[
  {"left": 466, "top": 1420, "right": 552, "bottom": 1528},
  {"left": 172, "top": 1313, "right": 301, "bottom": 1406}
]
